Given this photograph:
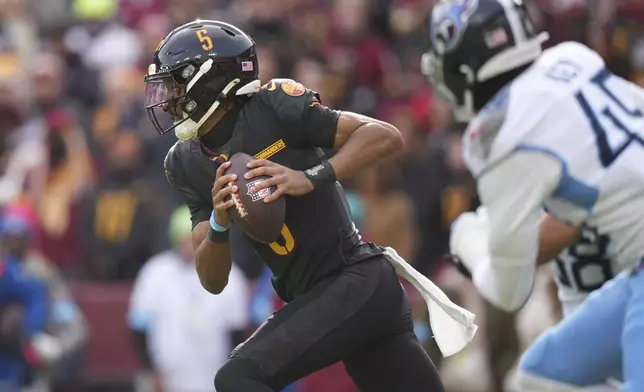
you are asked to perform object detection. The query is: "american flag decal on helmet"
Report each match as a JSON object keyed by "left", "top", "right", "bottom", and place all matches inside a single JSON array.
[{"left": 241, "top": 61, "right": 254, "bottom": 72}]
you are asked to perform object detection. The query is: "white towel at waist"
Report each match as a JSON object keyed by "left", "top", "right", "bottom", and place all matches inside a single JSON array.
[{"left": 384, "top": 247, "right": 478, "bottom": 357}]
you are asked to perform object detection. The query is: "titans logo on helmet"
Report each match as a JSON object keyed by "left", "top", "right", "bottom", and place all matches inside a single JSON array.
[{"left": 430, "top": 0, "right": 480, "bottom": 55}]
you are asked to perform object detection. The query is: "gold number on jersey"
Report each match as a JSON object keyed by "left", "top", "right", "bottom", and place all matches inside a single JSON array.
[
  {"left": 196, "top": 29, "right": 213, "bottom": 51},
  {"left": 269, "top": 224, "right": 295, "bottom": 255}
]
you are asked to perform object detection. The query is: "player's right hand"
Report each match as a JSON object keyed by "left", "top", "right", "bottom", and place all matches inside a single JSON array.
[{"left": 212, "top": 161, "right": 238, "bottom": 227}]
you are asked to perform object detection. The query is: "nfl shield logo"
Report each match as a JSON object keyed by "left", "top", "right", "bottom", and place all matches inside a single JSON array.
[{"left": 246, "top": 179, "right": 271, "bottom": 202}]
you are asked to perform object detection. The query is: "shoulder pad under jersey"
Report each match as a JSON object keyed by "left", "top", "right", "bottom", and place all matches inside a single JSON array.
[
  {"left": 164, "top": 140, "right": 190, "bottom": 176},
  {"left": 255, "top": 79, "right": 320, "bottom": 114},
  {"left": 164, "top": 139, "right": 202, "bottom": 192}
]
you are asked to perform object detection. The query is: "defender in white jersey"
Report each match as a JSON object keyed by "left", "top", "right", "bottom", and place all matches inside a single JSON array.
[{"left": 422, "top": 1, "right": 644, "bottom": 391}]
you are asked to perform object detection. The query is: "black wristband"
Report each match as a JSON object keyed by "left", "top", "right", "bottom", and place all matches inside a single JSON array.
[
  {"left": 304, "top": 160, "right": 337, "bottom": 189},
  {"left": 207, "top": 226, "right": 230, "bottom": 244}
]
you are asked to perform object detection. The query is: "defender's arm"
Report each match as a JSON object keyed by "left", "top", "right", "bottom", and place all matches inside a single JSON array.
[
  {"left": 537, "top": 214, "right": 581, "bottom": 265},
  {"left": 452, "top": 151, "right": 567, "bottom": 312}
]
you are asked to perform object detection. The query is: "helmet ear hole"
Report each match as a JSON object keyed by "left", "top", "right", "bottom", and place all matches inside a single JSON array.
[
  {"left": 185, "top": 101, "right": 197, "bottom": 112},
  {"left": 181, "top": 64, "right": 197, "bottom": 80},
  {"left": 186, "top": 75, "right": 226, "bottom": 122}
]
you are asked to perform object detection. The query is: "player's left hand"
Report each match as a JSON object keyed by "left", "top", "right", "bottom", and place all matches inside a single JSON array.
[{"left": 245, "top": 159, "right": 314, "bottom": 203}]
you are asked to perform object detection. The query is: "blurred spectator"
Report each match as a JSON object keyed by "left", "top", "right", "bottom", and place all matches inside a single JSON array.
[
  {"left": 81, "top": 131, "right": 166, "bottom": 280},
  {"left": 326, "top": 0, "right": 389, "bottom": 114},
  {"left": 394, "top": 106, "right": 452, "bottom": 276},
  {"left": 118, "top": 0, "right": 165, "bottom": 29},
  {"left": 257, "top": 46, "right": 280, "bottom": 86},
  {"left": 128, "top": 206, "right": 249, "bottom": 392},
  {"left": 64, "top": 0, "right": 142, "bottom": 72},
  {"left": 0, "top": 249, "right": 50, "bottom": 390},
  {"left": 136, "top": 13, "right": 171, "bottom": 65},
  {"left": 35, "top": 110, "right": 94, "bottom": 276},
  {"left": 353, "top": 161, "right": 418, "bottom": 261},
  {"left": 440, "top": 129, "right": 477, "bottom": 225},
  {"left": 91, "top": 66, "right": 145, "bottom": 157},
  {"left": 531, "top": 0, "right": 590, "bottom": 48},
  {"left": 0, "top": 50, "right": 94, "bottom": 274},
  {"left": 632, "top": 36, "right": 644, "bottom": 88},
  {"left": 46, "top": 28, "right": 102, "bottom": 117},
  {"left": 0, "top": 0, "right": 39, "bottom": 70},
  {"left": 0, "top": 203, "right": 88, "bottom": 391},
  {"left": 30, "top": 0, "right": 69, "bottom": 30},
  {"left": 0, "top": 82, "right": 38, "bottom": 207},
  {"left": 91, "top": 65, "right": 179, "bottom": 195}
]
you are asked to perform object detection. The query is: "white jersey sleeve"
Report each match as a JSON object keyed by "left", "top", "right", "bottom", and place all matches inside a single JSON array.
[
  {"left": 464, "top": 41, "right": 644, "bottom": 285},
  {"left": 472, "top": 150, "right": 561, "bottom": 310}
]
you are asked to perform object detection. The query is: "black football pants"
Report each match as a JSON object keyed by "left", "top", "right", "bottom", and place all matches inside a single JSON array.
[{"left": 214, "top": 256, "right": 445, "bottom": 392}]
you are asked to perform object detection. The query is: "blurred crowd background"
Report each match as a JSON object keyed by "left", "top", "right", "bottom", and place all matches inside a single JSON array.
[{"left": 0, "top": 0, "right": 642, "bottom": 391}]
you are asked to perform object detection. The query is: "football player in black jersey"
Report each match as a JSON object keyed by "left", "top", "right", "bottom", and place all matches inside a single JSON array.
[{"left": 145, "top": 20, "right": 444, "bottom": 392}]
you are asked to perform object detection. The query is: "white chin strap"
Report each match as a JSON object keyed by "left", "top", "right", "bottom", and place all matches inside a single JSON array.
[
  {"left": 174, "top": 78, "right": 240, "bottom": 141},
  {"left": 174, "top": 58, "right": 262, "bottom": 141}
]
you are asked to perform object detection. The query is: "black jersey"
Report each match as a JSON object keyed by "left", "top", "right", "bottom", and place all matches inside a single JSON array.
[{"left": 164, "top": 79, "right": 383, "bottom": 301}]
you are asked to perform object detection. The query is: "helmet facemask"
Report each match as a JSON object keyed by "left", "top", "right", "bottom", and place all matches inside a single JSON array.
[
  {"left": 145, "top": 59, "right": 259, "bottom": 141},
  {"left": 421, "top": 50, "right": 475, "bottom": 122},
  {"left": 144, "top": 62, "right": 202, "bottom": 139}
]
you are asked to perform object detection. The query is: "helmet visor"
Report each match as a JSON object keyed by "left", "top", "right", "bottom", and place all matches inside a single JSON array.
[{"left": 144, "top": 75, "right": 194, "bottom": 135}]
